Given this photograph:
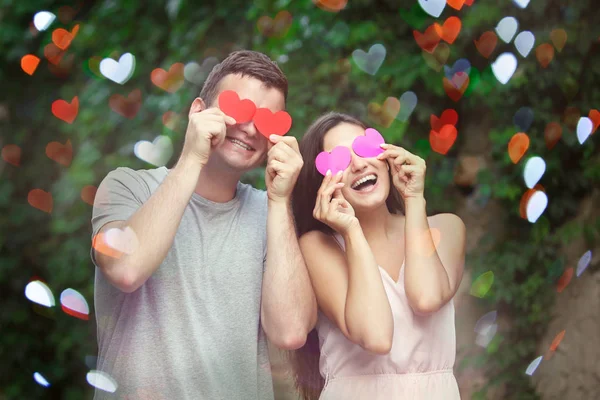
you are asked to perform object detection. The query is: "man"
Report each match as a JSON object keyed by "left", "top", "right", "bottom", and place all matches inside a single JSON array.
[{"left": 90, "top": 50, "right": 317, "bottom": 399}]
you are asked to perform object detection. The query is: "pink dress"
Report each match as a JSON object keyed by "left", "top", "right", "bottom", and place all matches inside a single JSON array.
[{"left": 315, "top": 233, "right": 460, "bottom": 399}]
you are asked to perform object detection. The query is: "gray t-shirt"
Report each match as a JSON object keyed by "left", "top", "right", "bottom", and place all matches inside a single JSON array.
[{"left": 90, "top": 166, "right": 273, "bottom": 400}]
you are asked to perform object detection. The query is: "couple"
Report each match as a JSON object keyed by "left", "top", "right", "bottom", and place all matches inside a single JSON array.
[{"left": 90, "top": 50, "right": 465, "bottom": 400}]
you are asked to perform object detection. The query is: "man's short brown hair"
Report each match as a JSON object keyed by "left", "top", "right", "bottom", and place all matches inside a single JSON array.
[{"left": 199, "top": 50, "right": 288, "bottom": 107}]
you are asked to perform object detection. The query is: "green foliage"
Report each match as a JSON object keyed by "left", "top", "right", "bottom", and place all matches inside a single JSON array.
[{"left": 1, "top": 0, "right": 599, "bottom": 398}]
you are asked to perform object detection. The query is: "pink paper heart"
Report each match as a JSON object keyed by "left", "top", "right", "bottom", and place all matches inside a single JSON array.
[
  {"left": 352, "top": 128, "right": 385, "bottom": 158},
  {"left": 315, "top": 146, "right": 351, "bottom": 176}
]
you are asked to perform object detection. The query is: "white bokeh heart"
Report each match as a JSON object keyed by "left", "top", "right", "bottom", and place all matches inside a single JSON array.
[
  {"left": 25, "top": 280, "right": 55, "bottom": 307},
  {"left": 33, "top": 372, "right": 51, "bottom": 388},
  {"left": 576, "top": 250, "right": 592, "bottom": 277},
  {"left": 351, "top": 43, "right": 386, "bottom": 75},
  {"left": 577, "top": 117, "right": 593, "bottom": 144},
  {"left": 397, "top": 91, "right": 418, "bottom": 122},
  {"left": 514, "top": 31, "right": 535, "bottom": 57},
  {"left": 134, "top": 135, "right": 173, "bottom": 166},
  {"left": 526, "top": 190, "right": 548, "bottom": 223},
  {"left": 525, "top": 356, "right": 543, "bottom": 376},
  {"left": 105, "top": 226, "right": 139, "bottom": 255},
  {"left": 183, "top": 57, "right": 219, "bottom": 85},
  {"left": 496, "top": 17, "right": 519, "bottom": 43},
  {"left": 418, "top": 0, "right": 446, "bottom": 18},
  {"left": 60, "top": 288, "right": 90, "bottom": 319},
  {"left": 87, "top": 370, "right": 118, "bottom": 393},
  {"left": 99, "top": 53, "right": 136, "bottom": 85},
  {"left": 33, "top": 11, "right": 56, "bottom": 31},
  {"left": 492, "top": 53, "right": 518, "bottom": 85},
  {"left": 513, "top": 0, "right": 531, "bottom": 9},
  {"left": 475, "top": 323, "right": 498, "bottom": 348},
  {"left": 523, "top": 156, "right": 546, "bottom": 188}
]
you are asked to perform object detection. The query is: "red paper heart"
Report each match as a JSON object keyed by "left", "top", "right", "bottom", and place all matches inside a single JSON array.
[
  {"left": 430, "top": 125, "right": 457, "bottom": 155},
  {"left": 151, "top": 63, "right": 184, "bottom": 93},
  {"left": 413, "top": 24, "right": 442, "bottom": 54},
  {"left": 253, "top": 108, "right": 292, "bottom": 137},
  {"left": 430, "top": 109, "right": 458, "bottom": 132},
  {"left": 28, "top": 189, "right": 53, "bottom": 213},
  {"left": 218, "top": 90, "right": 256, "bottom": 123},
  {"left": 52, "top": 96, "right": 79, "bottom": 124},
  {"left": 109, "top": 89, "right": 142, "bottom": 119},
  {"left": 46, "top": 139, "right": 73, "bottom": 167}
]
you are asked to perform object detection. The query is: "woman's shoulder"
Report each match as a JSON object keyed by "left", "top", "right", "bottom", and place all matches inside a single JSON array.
[{"left": 300, "top": 229, "right": 340, "bottom": 250}]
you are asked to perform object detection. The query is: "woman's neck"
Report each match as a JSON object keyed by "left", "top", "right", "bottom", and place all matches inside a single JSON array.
[{"left": 355, "top": 205, "right": 401, "bottom": 243}]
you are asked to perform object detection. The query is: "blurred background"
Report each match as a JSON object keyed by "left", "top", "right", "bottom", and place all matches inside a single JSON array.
[{"left": 1, "top": 0, "right": 600, "bottom": 398}]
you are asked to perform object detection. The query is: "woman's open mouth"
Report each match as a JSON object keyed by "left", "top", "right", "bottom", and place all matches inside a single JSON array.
[{"left": 351, "top": 174, "right": 378, "bottom": 193}]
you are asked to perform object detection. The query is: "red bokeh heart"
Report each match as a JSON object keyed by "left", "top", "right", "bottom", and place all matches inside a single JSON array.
[
  {"left": 2, "top": 144, "right": 21, "bottom": 166},
  {"left": 430, "top": 124, "right": 457, "bottom": 155},
  {"left": 81, "top": 185, "right": 97, "bottom": 206},
  {"left": 474, "top": 31, "right": 498, "bottom": 59},
  {"left": 21, "top": 55, "right": 40, "bottom": 76},
  {"left": 508, "top": 132, "right": 530, "bottom": 164},
  {"left": 413, "top": 24, "right": 442, "bottom": 53},
  {"left": 253, "top": 108, "right": 292, "bottom": 137},
  {"left": 52, "top": 96, "right": 79, "bottom": 124},
  {"left": 218, "top": 90, "right": 257, "bottom": 123},
  {"left": 447, "top": 0, "right": 466, "bottom": 10},
  {"left": 52, "top": 24, "right": 79, "bottom": 50},
  {"left": 109, "top": 89, "right": 142, "bottom": 119},
  {"left": 44, "top": 43, "right": 65, "bottom": 66},
  {"left": 544, "top": 122, "right": 562, "bottom": 150},
  {"left": 589, "top": 109, "right": 600, "bottom": 134},
  {"left": 443, "top": 73, "right": 469, "bottom": 102},
  {"left": 430, "top": 109, "right": 458, "bottom": 132},
  {"left": 28, "top": 189, "right": 53, "bottom": 213},
  {"left": 437, "top": 16, "right": 462, "bottom": 44},
  {"left": 151, "top": 63, "right": 184, "bottom": 93},
  {"left": 46, "top": 139, "right": 73, "bottom": 167}
]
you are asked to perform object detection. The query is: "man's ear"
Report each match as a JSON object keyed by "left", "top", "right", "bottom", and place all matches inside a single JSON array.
[{"left": 189, "top": 97, "right": 207, "bottom": 117}]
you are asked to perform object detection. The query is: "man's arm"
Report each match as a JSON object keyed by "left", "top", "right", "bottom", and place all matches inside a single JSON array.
[
  {"left": 260, "top": 134, "right": 317, "bottom": 350},
  {"left": 261, "top": 199, "right": 317, "bottom": 350},
  {"left": 93, "top": 106, "right": 235, "bottom": 293},
  {"left": 93, "top": 156, "right": 202, "bottom": 293}
]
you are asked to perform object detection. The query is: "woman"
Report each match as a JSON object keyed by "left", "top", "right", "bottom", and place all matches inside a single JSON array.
[{"left": 290, "top": 112, "right": 465, "bottom": 399}]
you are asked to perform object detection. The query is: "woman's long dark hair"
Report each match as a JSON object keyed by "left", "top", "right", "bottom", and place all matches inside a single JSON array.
[{"left": 289, "top": 112, "right": 405, "bottom": 400}]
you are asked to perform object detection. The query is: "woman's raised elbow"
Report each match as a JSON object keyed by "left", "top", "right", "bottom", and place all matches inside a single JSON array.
[{"left": 362, "top": 336, "right": 393, "bottom": 355}]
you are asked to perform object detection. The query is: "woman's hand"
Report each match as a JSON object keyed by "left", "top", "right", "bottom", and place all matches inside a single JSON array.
[
  {"left": 313, "top": 171, "right": 358, "bottom": 235},
  {"left": 377, "top": 144, "right": 427, "bottom": 200}
]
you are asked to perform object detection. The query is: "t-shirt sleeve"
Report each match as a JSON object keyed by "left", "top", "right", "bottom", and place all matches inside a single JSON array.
[{"left": 90, "top": 167, "right": 150, "bottom": 266}]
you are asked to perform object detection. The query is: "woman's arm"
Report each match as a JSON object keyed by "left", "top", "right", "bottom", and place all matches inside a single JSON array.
[
  {"left": 300, "top": 225, "right": 393, "bottom": 355},
  {"left": 403, "top": 197, "right": 466, "bottom": 315}
]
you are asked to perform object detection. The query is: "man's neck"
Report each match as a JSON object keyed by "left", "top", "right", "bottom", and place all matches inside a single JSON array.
[{"left": 194, "top": 158, "right": 242, "bottom": 203}]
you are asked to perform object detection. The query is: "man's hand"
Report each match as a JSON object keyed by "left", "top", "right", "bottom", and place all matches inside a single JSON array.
[
  {"left": 265, "top": 135, "right": 303, "bottom": 204},
  {"left": 179, "top": 107, "right": 236, "bottom": 167}
]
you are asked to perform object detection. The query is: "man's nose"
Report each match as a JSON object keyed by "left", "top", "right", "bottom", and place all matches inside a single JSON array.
[{"left": 238, "top": 121, "right": 259, "bottom": 138}]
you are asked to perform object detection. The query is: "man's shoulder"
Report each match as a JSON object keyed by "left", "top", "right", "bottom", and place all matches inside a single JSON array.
[{"left": 105, "top": 166, "right": 168, "bottom": 188}]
